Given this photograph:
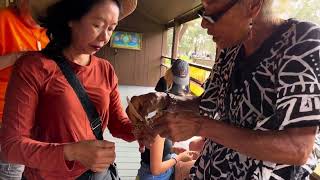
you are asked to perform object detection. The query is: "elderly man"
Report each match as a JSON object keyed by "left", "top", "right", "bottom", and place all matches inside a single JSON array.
[
  {"left": 0, "top": 0, "right": 48, "bottom": 179},
  {"left": 127, "top": 0, "right": 320, "bottom": 179}
]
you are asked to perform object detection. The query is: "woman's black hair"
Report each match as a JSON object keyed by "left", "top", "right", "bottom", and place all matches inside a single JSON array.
[{"left": 40, "top": 0, "right": 121, "bottom": 49}]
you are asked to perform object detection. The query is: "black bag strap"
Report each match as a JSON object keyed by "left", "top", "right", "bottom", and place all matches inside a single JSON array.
[{"left": 42, "top": 48, "right": 103, "bottom": 140}]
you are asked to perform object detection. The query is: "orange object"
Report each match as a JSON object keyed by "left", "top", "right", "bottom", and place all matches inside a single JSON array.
[{"left": 0, "top": 7, "right": 49, "bottom": 121}]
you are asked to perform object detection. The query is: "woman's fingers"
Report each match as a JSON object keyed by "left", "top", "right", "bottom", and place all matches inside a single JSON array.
[
  {"left": 69, "top": 140, "right": 117, "bottom": 171},
  {"left": 91, "top": 164, "right": 110, "bottom": 173},
  {"left": 94, "top": 140, "right": 115, "bottom": 149},
  {"left": 93, "top": 153, "right": 116, "bottom": 164}
]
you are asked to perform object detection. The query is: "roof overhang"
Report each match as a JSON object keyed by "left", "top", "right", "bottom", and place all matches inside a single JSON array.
[{"left": 136, "top": 0, "right": 202, "bottom": 28}]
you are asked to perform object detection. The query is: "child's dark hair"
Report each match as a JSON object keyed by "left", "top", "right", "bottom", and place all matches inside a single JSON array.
[{"left": 39, "top": 0, "right": 121, "bottom": 49}]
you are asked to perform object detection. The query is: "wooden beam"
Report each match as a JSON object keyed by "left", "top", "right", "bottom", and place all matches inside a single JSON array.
[
  {"left": 165, "top": 4, "right": 202, "bottom": 29},
  {"left": 171, "top": 22, "right": 182, "bottom": 60},
  {"left": 136, "top": 8, "right": 163, "bottom": 25}
]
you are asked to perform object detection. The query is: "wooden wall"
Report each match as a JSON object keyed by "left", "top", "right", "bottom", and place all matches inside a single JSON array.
[
  {"left": 0, "top": 0, "right": 6, "bottom": 8},
  {"left": 0, "top": 0, "right": 15, "bottom": 8},
  {"left": 97, "top": 11, "right": 165, "bottom": 86}
]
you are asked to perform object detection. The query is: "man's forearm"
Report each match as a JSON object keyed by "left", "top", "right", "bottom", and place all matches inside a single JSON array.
[
  {"left": 169, "top": 94, "right": 200, "bottom": 112},
  {"left": 0, "top": 52, "right": 23, "bottom": 70},
  {"left": 198, "top": 119, "right": 316, "bottom": 165}
]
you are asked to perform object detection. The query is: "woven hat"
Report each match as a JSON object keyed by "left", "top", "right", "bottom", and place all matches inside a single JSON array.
[{"left": 29, "top": 0, "right": 137, "bottom": 24}]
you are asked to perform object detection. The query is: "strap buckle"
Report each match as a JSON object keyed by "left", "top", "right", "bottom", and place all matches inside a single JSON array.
[{"left": 90, "top": 117, "right": 102, "bottom": 131}]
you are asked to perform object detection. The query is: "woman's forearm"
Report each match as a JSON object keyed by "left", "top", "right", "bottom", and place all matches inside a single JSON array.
[
  {"left": 198, "top": 119, "right": 317, "bottom": 165},
  {"left": 150, "top": 135, "right": 176, "bottom": 176},
  {"left": 151, "top": 158, "right": 176, "bottom": 176},
  {"left": 1, "top": 136, "right": 70, "bottom": 171}
]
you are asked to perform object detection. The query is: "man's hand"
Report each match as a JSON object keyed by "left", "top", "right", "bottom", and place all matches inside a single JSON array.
[
  {"left": 189, "top": 137, "right": 205, "bottom": 152},
  {"left": 63, "top": 140, "right": 115, "bottom": 172},
  {"left": 176, "top": 151, "right": 199, "bottom": 162},
  {"left": 152, "top": 111, "right": 203, "bottom": 142},
  {"left": 171, "top": 147, "right": 186, "bottom": 154}
]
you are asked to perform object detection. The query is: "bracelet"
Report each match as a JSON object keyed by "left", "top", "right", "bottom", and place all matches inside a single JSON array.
[{"left": 172, "top": 157, "right": 178, "bottom": 165}]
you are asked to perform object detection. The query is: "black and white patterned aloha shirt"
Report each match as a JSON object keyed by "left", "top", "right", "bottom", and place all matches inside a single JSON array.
[{"left": 190, "top": 19, "right": 320, "bottom": 179}]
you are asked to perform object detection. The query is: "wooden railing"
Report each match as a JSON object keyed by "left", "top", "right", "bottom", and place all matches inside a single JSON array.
[{"left": 161, "top": 56, "right": 212, "bottom": 96}]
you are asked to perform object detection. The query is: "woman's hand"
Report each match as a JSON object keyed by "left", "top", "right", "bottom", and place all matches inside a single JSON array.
[
  {"left": 176, "top": 151, "right": 199, "bottom": 162},
  {"left": 134, "top": 127, "right": 156, "bottom": 151},
  {"left": 126, "top": 92, "right": 167, "bottom": 118},
  {"left": 152, "top": 111, "right": 203, "bottom": 142},
  {"left": 126, "top": 92, "right": 168, "bottom": 148},
  {"left": 63, "top": 140, "right": 115, "bottom": 172}
]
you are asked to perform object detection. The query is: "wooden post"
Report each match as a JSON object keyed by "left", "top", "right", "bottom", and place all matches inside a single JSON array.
[
  {"left": 5, "top": 0, "right": 15, "bottom": 7},
  {"left": 171, "top": 21, "right": 182, "bottom": 62},
  {"left": 161, "top": 30, "right": 168, "bottom": 76}
]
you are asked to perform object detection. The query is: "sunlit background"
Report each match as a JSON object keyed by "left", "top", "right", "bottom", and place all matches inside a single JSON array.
[{"left": 164, "top": 0, "right": 320, "bottom": 96}]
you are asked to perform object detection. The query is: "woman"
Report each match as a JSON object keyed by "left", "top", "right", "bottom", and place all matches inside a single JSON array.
[
  {"left": 155, "top": 59, "right": 190, "bottom": 96},
  {"left": 137, "top": 135, "right": 196, "bottom": 180},
  {"left": 127, "top": 0, "right": 320, "bottom": 179},
  {"left": 137, "top": 59, "right": 195, "bottom": 180},
  {"left": 1, "top": 0, "right": 140, "bottom": 179}
]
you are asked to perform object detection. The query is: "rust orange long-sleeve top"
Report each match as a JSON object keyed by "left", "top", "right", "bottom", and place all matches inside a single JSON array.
[{"left": 1, "top": 52, "right": 135, "bottom": 179}]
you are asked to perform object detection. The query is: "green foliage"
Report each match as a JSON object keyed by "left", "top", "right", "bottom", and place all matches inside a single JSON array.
[
  {"left": 274, "top": 0, "right": 320, "bottom": 25},
  {"left": 178, "top": 19, "right": 216, "bottom": 60}
]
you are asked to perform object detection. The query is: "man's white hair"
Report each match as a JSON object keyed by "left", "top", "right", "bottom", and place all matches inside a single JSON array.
[
  {"left": 239, "top": 0, "right": 275, "bottom": 18},
  {"left": 261, "top": 0, "right": 274, "bottom": 15}
]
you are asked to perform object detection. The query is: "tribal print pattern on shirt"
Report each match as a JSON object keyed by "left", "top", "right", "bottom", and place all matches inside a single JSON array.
[{"left": 190, "top": 19, "right": 320, "bottom": 179}]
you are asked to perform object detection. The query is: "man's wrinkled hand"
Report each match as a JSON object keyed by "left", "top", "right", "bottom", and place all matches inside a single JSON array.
[
  {"left": 171, "top": 147, "right": 186, "bottom": 154},
  {"left": 151, "top": 111, "right": 203, "bottom": 142}
]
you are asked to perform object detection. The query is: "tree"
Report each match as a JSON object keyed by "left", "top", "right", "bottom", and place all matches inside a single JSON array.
[
  {"left": 274, "top": 0, "right": 320, "bottom": 25},
  {"left": 178, "top": 19, "right": 216, "bottom": 61}
]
